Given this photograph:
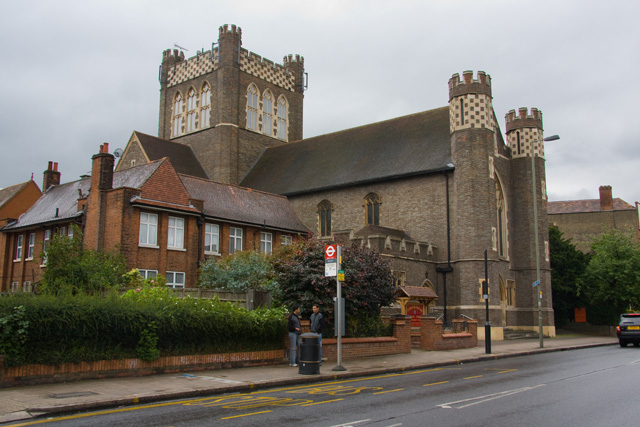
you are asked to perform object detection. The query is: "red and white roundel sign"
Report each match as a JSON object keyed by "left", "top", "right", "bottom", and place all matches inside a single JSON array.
[{"left": 325, "top": 245, "right": 337, "bottom": 259}]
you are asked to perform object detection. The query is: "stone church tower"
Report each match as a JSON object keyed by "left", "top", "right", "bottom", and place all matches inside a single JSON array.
[
  {"left": 505, "top": 108, "right": 553, "bottom": 328},
  {"left": 158, "top": 24, "right": 305, "bottom": 184}
]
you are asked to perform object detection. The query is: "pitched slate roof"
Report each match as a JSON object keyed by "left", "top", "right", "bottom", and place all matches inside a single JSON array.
[
  {"left": 548, "top": 198, "right": 636, "bottom": 214},
  {"left": 132, "top": 131, "right": 208, "bottom": 179},
  {"left": 0, "top": 181, "right": 33, "bottom": 209},
  {"left": 3, "top": 162, "right": 164, "bottom": 231},
  {"left": 3, "top": 179, "right": 90, "bottom": 230},
  {"left": 240, "top": 106, "right": 453, "bottom": 195},
  {"left": 179, "top": 175, "right": 309, "bottom": 233},
  {"left": 353, "top": 225, "right": 415, "bottom": 241}
]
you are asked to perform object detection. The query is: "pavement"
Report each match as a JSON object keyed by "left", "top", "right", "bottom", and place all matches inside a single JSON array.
[{"left": 0, "top": 332, "right": 617, "bottom": 424}]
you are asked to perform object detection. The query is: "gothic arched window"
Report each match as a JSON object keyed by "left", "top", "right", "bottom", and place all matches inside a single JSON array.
[
  {"left": 200, "top": 83, "right": 211, "bottom": 128},
  {"left": 246, "top": 84, "right": 259, "bottom": 131},
  {"left": 172, "top": 92, "right": 183, "bottom": 137},
  {"left": 263, "top": 90, "right": 274, "bottom": 137},
  {"left": 496, "top": 178, "right": 508, "bottom": 257},
  {"left": 317, "top": 200, "right": 333, "bottom": 237},
  {"left": 277, "top": 96, "right": 288, "bottom": 141},
  {"left": 186, "top": 88, "right": 196, "bottom": 132},
  {"left": 364, "top": 193, "right": 381, "bottom": 226}
]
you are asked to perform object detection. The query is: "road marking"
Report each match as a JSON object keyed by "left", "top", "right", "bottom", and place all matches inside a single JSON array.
[
  {"left": 301, "top": 398, "right": 344, "bottom": 406},
  {"left": 373, "top": 388, "right": 404, "bottom": 395},
  {"left": 424, "top": 381, "right": 449, "bottom": 387},
  {"left": 463, "top": 375, "right": 483, "bottom": 380},
  {"left": 220, "top": 410, "right": 272, "bottom": 419},
  {"left": 438, "top": 384, "right": 546, "bottom": 409},
  {"left": 328, "top": 420, "right": 371, "bottom": 427}
]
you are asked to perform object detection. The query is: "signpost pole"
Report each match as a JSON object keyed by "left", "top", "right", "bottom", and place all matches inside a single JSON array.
[{"left": 333, "top": 245, "right": 345, "bottom": 371}]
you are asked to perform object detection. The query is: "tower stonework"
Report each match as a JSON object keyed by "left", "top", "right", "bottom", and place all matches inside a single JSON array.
[
  {"left": 157, "top": 24, "right": 305, "bottom": 184},
  {"left": 505, "top": 107, "right": 554, "bottom": 330},
  {"left": 447, "top": 71, "right": 501, "bottom": 322}
]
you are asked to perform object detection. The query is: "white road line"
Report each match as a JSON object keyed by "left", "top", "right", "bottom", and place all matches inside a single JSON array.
[
  {"left": 438, "top": 384, "right": 546, "bottom": 409},
  {"left": 328, "top": 420, "right": 371, "bottom": 427}
]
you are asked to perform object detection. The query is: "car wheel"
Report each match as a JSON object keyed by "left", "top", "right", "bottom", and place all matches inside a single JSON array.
[
  {"left": 620, "top": 340, "right": 628, "bottom": 347},
  {"left": 634, "top": 342, "right": 640, "bottom": 347}
]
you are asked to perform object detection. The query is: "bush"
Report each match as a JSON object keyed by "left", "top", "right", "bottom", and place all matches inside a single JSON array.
[{"left": 0, "top": 294, "right": 287, "bottom": 366}]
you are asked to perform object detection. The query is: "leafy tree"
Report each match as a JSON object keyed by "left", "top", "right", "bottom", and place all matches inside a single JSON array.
[
  {"left": 549, "top": 225, "right": 590, "bottom": 327},
  {"left": 39, "top": 226, "right": 127, "bottom": 296},
  {"left": 578, "top": 229, "right": 640, "bottom": 325},
  {"left": 197, "top": 251, "right": 278, "bottom": 294},
  {"left": 271, "top": 238, "right": 395, "bottom": 332}
]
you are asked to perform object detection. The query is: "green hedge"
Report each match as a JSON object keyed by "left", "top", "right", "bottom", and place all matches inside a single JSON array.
[{"left": 0, "top": 294, "right": 287, "bottom": 367}]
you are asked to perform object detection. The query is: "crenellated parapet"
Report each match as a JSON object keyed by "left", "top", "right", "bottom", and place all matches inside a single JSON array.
[
  {"left": 165, "top": 50, "right": 216, "bottom": 88},
  {"left": 239, "top": 49, "right": 301, "bottom": 92},
  {"left": 448, "top": 70, "right": 492, "bottom": 100},
  {"left": 505, "top": 107, "right": 543, "bottom": 132},
  {"left": 448, "top": 70, "right": 495, "bottom": 133},
  {"left": 505, "top": 108, "right": 544, "bottom": 158},
  {"left": 162, "top": 24, "right": 301, "bottom": 91}
]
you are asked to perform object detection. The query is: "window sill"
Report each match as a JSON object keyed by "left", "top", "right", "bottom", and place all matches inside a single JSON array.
[
  {"left": 168, "top": 247, "right": 186, "bottom": 252},
  {"left": 13, "top": 259, "right": 22, "bottom": 263},
  {"left": 139, "top": 244, "right": 160, "bottom": 249},
  {"left": 205, "top": 251, "right": 221, "bottom": 256}
]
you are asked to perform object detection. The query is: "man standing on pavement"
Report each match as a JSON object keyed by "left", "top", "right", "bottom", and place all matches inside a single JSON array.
[
  {"left": 288, "top": 305, "right": 301, "bottom": 366},
  {"left": 310, "top": 303, "right": 325, "bottom": 365}
]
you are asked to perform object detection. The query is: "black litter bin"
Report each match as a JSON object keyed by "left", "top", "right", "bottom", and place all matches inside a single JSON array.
[{"left": 298, "top": 332, "right": 320, "bottom": 375}]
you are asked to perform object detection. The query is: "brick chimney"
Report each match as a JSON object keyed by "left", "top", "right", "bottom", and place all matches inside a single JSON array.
[
  {"left": 91, "top": 143, "right": 114, "bottom": 191},
  {"left": 42, "top": 161, "right": 61, "bottom": 191},
  {"left": 599, "top": 185, "right": 613, "bottom": 211}
]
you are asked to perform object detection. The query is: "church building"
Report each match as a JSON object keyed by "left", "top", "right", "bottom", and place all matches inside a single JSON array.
[{"left": 114, "top": 24, "right": 556, "bottom": 338}]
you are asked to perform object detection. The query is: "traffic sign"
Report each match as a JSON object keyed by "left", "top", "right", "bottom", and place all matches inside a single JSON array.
[
  {"left": 532, "top": 279, "right": 540, "bottom": 287},
  {"left": 325, "top": 245, "right": 337, "bottom": 259}
]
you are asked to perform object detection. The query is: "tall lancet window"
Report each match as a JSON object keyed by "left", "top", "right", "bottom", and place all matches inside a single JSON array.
[
  {"left": 496, "top": 178, "right": 508, "bottom": 258},
  {"left": 246, "top": 84, "right": 259, "bottom": 131}
]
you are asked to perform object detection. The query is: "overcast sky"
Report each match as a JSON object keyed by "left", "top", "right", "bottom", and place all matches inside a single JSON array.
[{"left": 2, "top": 0, "right": 639, "bottom": 205}]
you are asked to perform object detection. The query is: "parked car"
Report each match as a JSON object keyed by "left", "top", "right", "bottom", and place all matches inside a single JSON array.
[{"left": 617, "top": 313, "right": 640, "bottom": 347}]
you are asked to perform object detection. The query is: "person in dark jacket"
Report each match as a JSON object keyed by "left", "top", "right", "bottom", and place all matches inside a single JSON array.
[
  {"left": 309, "top": 303, "right": 326, "bottom": 364},
  {"left": 287, "top": 305, "right": 301, "bottom": 366}
]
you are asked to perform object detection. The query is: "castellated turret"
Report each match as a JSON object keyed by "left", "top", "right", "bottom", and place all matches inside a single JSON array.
[
  {"left": 218, "top": 24, "right": 242, "bottom": 66},
  {"left": 505, "top": 108, "right": 544, "bottom": 159},
  {"left": 284, "top": 54, "right": 305, "bottom": 94},
  {"left": 448, "top": 71, "right": 495, "bottom": 134}
]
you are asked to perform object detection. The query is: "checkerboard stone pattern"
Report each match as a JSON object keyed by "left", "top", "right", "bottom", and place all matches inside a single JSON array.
[
  {"left": 449, "top": 93, "right": 496, "bottom": 134},
  {"left": 506, "top": 128, "right": 544, "bottom": 159},
  {"left": 167, "top": 48, "right": 295, "bottom": 92},
  {"left": 168, "top": 51, "right": 217, "bottom": 88}
]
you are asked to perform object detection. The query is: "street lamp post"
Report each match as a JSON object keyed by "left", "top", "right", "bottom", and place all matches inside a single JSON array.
[{"left": 532, "top": 134, "right": 559, "bottom": 348}]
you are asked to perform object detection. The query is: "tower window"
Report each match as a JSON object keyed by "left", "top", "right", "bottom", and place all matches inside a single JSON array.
[
  {"left": 364, "top": 193, "right": 381, "bottom": 226},
  {"left": 172, "top": 93, "right": 183, "bottom": 137},
  {"left": 318, "top": 200, "right": 332, "bottom": 237},
  {"left": 517, "top": 131, "right": 521, "bottom": 155},
  {"left": 277, "top": 96, "right": 288, "bottom": 141},
  {"left": 460, "top": 98, "right": 465, "bottom": 126},
  {"left": 200, "top": 84, "right": 211, "bottom": 128},
  {"left": 263, "top": 90, "right": 274, "bottom": 137},
  {"left": 247, "top": 84, "right": 259, "bottom": 131},
  {"left": 186, "top": 89, "right": 196, "bottom": 133}
]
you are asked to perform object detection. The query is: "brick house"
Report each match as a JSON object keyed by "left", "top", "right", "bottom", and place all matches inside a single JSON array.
[
  {"left": 109, "top": 25, "right": 557, "bottom": 338},
  {"left": 548, "top": 185, "right": 640, "bottom": 253},
  {"left": 0, "top": 179, "right": 42, "bottom": 291},
  {"left": 0, "top": 143, "right": 308, "bottom": 292}
]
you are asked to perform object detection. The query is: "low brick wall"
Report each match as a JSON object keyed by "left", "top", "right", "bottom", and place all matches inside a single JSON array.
[
  {"left": 418, "top": 317, "right": 478, "bottom": 351},
  {"left": 0, "top": 350, "right": 284, "bottom": 388},
  {"left": 296, "top": 315, "right": 411, "bottom": 361}
]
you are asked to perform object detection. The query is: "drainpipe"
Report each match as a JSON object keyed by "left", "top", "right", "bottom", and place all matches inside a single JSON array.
[{"left": 436, "top": 166, "right": 454, "bottom": 326}]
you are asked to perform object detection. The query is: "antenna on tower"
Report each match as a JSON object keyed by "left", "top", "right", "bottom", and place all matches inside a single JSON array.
[
  {"left": 174, "top": 44, "right": 188, "bottom": 53},
  {"left": 114, "top": 148, "right": 124, "bottom": 158}
]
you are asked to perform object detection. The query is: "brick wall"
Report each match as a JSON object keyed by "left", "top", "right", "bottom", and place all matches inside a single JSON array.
[
  {"left": 418, "top": 316, "right": 478, "bottom": 351},
  {"left": 0, "top": 350, "right": 283, "bottom": 388}
]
